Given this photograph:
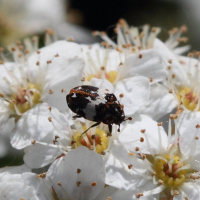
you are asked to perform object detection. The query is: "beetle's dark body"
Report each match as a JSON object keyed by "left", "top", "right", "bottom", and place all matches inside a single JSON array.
[{"left": 66, "top": 85, "right": 125, "bottom": 133}]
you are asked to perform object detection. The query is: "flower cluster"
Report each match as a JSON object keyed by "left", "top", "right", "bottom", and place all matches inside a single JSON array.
[{"left": 1, "top": 19, "right": 200, "bottom": 200}]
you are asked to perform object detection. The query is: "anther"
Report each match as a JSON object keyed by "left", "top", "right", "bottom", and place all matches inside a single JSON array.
[
  {"left": 55, "top": 136, "right": 60, "bottom": 140},
  {"left": 140, "top": 137, "right": 144, "bottom": 142},
  {"left": 168, "top": 59, "right": 172, "bottom": 64},
  {"left": 128, "top": 164, "right": 133, "bottom": 169},
  {"left": 188, "top": 53, "right": 194, "bottom": 57},
  {"left": 91, "top": 182, "right": 97, "bottom": 186},
  {"left": 48, "top": 117, "right": 52, "bottom": 122},
  {"left": 49, "top": 89, "right": 53, "bottom": 94},
  {"left": 158, "top": 180, "right": 164, "bottom": 185},
  {"left": 168, "top": 66, "right": 172, "bottom": 70},
  {"left": 0, "top": 92, "right": 5, "bottom": 98},
  {"left": 36, "top": 61, "right": 40, "bottom": 66},
  {"left": 196, "top": 124, "right": 200, "bottom": 128},
  {"left": 136, "top": 193, "right": 144, "bottom": 198},
  {"left": 31, "top": 140, "right": 36, "bottom": 145},
  {"left": 68, "top": 37, "right": 74, "bottom": 42},
  {"left": 107, "top": 197, "right": 112, "bottom": 200},
  {"left": 195, "top": 136, "right": 199, "bottom": 140},
  {"left": 101, "top": 151, "right": 106, "bottom": 155},
  {"left": 48, "top": 107, "right": 52, "bottom": 111},
  {"left": 129, "top": 152, "right": 135, "bottom": 156},
  {"left": 119, "top": 93, "right": 124, "bottom": 98},
  {"left": 128, "top": 117, "right": 132, "bottom": 121},
  {"left": 81, "top": 77, "right": 85, "bottom": 82},
  {"left": 157, "top": 122, "right": 163, "bottom": 126},
  {"left": 55, "top": 53, "right": 59, "bottom": 57},
  {"left": 47, "top": 60, "right": 52, "bottom": 64},
  {"left": 92, "top": 31, "right": 99, "bottom": 36},
  {"left": 141, "top": 154, "right": 146, "bottom": 160},
  {"left": 173, "top": 190, "right": 179, "bottom": 196},
  {"left": 169, "top": 89, "right": 173, "bottom": 93},
  {"left": 61, "top": 88, "right": 66, "bottom": 93},
  {"left": 100, "top": 66, "right": 105, "bottom": 70},
  {"left": 77, "top": 169, "right": 81, "bottom": 174},
  {"left": 140, "top": 129, "right": 146, "bottom": 133},
  {"left": 172, "top": 74, "right": 176, "bottom": 79},
  {"left": 11, "top": 47, "right": 16, "bottom": 52},
  {"left": 76, "top": 181, "right": 81, "bottom": 187},
  {"left": 58, "top": 181, "right": 62, "bottom": 186},
  {"left": 138, "top": 54, "right": 142, "bottom": 59},
  {"left": 36, "top": 51, "right": 41, "bottom": 54},
  {"left": 24, "top": 49, "right": 30, "bottom": 54},
  {"left": 149, "top": 77, "right": 153, "bottom": 82},
  {"left": 135, "top": 147, "right": 140, "bottom": 151},
  {"left": 151, "top": 172, "right": 156, "bottom": 176},
  {"left": 0, "top": 60, "right": 4, "bottom": 64}
]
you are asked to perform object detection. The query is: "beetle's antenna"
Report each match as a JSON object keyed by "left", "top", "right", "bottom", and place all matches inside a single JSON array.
[
  {"left": 81, "top": 121, "right": 101, "bottom": 136},
  {"left": 124, "top": 117, "right": 132, "bottom": 121}
]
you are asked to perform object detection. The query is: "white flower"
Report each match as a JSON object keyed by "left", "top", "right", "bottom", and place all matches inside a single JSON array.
[
  {"left": 0, "top": 0, "right": 66, "bottom": 46},
  {"left": 105, "top": 114, "right": 200, "bottom": 199},
  {"left": 0, "top": 41, "right": 83, "bottom": 138}
]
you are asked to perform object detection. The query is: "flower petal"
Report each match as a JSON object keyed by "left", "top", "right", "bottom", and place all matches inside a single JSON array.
[
  {"left": 123, "top": 49, "right": 167, "bottom": 82},
  {"left": 140, "top": 84, "right": 177, "bottom": 120},
  {"left": 90, "top": 78, "right": 114, "bottom": 92},
  {"left": 11, "top": 103, "right": 72, "bottom": 149},
  {"left": 119, "top": 114, "right": 168, "bottom": 155},
  {"left": 42, "top": 57, "right": 84, "bottom": 112},
  {"left": 47, "top": 146, "right": 105, "bottom": 200},
  {"left": 114, "top": 76, "right": 150, "bottom": 116}
]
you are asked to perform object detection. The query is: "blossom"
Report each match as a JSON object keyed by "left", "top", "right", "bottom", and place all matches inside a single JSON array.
[
  {"left": 0, "top": 41, "right": 83, "bottom": 142},
  {"left": 0, "top": 0, "right": 66, "bottom": 46},
  {"left": 105, "top": 113, "right": 200, "bottom": 199}
]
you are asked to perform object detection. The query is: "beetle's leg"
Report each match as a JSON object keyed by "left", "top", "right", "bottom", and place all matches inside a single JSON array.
[
  {"left": 81, "top": 122, "right": 101, "bottom": 136},
  {"left": 107, "top": 124, "right": 112, "bottom": 137},
  {"left": 72, "top": 115, "right": 82, "bottom": 120},
  {"left": 117, "top": 124, "right": 120, "bottom": 132},
  {"left": 108, "top": 124, "right": 112, "bottom": 133}
]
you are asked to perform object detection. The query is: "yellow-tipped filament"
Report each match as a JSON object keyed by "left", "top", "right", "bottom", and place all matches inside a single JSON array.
[
  {"left": 72, "top": 125, "right": 109, "bottom": 154},
  {"left": 177, "top": 86, "right": 200, "bottom": 111},
  {"left": 86, "top": 70, "right": 118, "bottom": 84},
  {"left": 9, "top": 82, "right": 42, "bottom": 114},
  {"left": 154, "top": 154, "right": 187, "bottom": 188}
]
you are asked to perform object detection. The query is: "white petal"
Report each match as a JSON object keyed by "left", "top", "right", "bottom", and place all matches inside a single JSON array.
[
  {"left": 180, "top": 183, "right": 200, "bottom": 200},
  {"left": 114, "top": 76, "right": 150, "bottom": 116},
  {"left": 140, "top": 84, "right": 177, "bottom": 120},
  {"left": 0, "top": 181, "right": 38, "bottom": 200},
  {"left": 153, "top": 39, "right": 188, "bottom": 83},
  {"left": 105, "top": 153, "right": 148, "bottom": 190},
  {"left": 90, "top": 78, "right": 114, "bottom": 92},
  {"left": 47, "top": 146, "right": 105, "bottom": 200},
  {"left": 28, "top": 41, "right": 82, "bottom": 72},
  {"left": 177, "top": 111, "right": 200, "bottom": 135},
  {"left": 123, "top": 49, "right": 167, "bottom": 82},
  {"left": 0, "top": 164, "right": 31, "bottom": 178},
  {"left": 22, "top": 172, "right": 54, "bottom": 200},
  {"left": 24, "top": 142, "right": 61, "bottom": 168},
  {"left": 119, "top": 114, "right": 168, "bottom": 155},
  {"left": 42, "top": 57, "right": 84, "bottom": 112},
  {"left": 11, "top": 103, "right": 72, "bottom": 149}
]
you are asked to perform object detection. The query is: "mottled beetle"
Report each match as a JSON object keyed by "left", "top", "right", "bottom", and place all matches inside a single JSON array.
[{"left": 67, "top": 85, "right": 129, "bottom": 135}]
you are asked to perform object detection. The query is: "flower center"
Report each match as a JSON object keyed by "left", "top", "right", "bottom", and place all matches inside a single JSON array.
[
  {"left": 154, "top": 153, "right": 188, "bottom": 188},
  {"left": 9, "top": 82, "right": 42, "bottom": 114},
  {"left": 72, "top": 125, "right": 109, "bottom": 154},
  {"left": 177, "top": 86, "right": 199, "bottom": 111},
  {"left": 86, "top": 70, "right": 118, "bottom": 84}
]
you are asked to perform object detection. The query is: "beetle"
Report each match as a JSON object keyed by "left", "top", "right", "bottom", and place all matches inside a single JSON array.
[{"left": 66, "top": 85, "right": 129, "bottom": 135}]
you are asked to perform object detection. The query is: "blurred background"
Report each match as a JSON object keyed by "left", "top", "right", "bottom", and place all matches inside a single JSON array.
[{"left": 0, "top": 0, "right": 199, "bottom": 166}]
